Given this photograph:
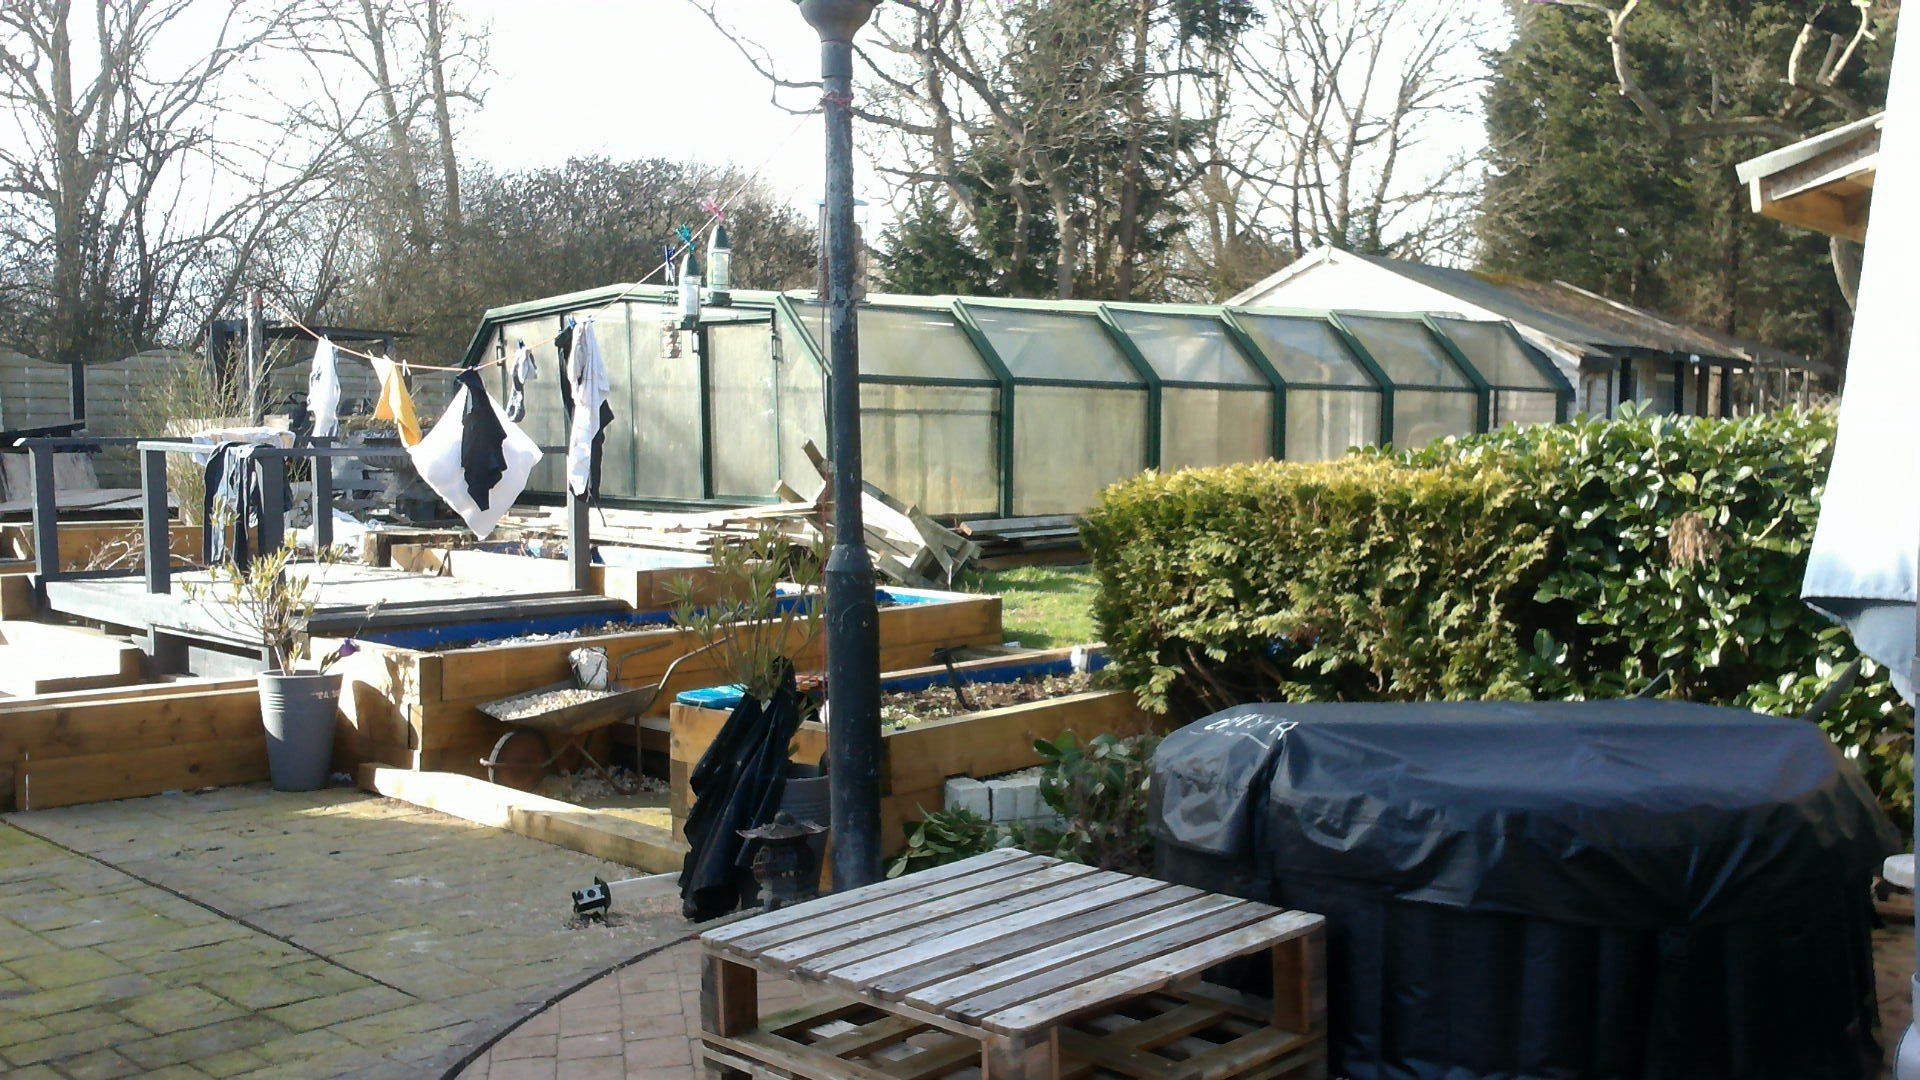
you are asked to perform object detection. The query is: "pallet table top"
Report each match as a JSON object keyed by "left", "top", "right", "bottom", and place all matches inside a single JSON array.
[{"left": 700, "top": 848, "right": 1323, "bottom": 1041}]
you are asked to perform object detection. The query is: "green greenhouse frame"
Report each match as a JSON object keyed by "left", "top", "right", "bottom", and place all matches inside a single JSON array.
[{"left": 459, "top": 286, "right": 1572, "bottom": 519}]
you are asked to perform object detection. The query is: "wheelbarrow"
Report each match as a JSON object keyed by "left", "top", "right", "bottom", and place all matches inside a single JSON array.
[{"left": 477, "top": 639, "right": 721, "bottom": 792}]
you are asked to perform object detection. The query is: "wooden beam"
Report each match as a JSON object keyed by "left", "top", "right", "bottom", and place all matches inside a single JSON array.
[
  {"left": 16, "top": 737, "right": 269, "bottom": 811},
  {"left": 356, "top": 765, "right": 685, "bottom": 872}
]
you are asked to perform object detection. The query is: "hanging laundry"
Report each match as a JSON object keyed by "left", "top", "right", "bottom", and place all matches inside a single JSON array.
[
  {"left": 408, "top": 369, "right": 540, "bottom": 539},
  {"left": 565, "top": 317, "right": 615, "bottom": 499},
  {"left": 200, "top": 443, "right": 288, "bottom": 566},
  {"left": 505, "top": 342, "right": 538, "bottom": 422},
  {"left": 370, "top": 355, "right": 422, "bottom": 447},
  {"left": 307, "top": 337, "right": 341, "bottom": 439}
]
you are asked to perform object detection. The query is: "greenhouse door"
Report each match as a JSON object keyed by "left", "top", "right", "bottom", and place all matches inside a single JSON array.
[{"left": 703, "top": 315, "right": 780, "bottom": 501}]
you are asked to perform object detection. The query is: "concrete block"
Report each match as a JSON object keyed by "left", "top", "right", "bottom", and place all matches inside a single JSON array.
[
  {"left": 943, "top": 777, "right": 991, "bottom": 819},
  {"left": 988, "top": 775, "right": 1041, "bottom": 823}
]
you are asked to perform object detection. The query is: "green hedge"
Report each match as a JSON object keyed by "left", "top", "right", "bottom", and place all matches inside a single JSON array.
[{"left": 1083, "top": 408, "right": 1913, "bottom": 816}]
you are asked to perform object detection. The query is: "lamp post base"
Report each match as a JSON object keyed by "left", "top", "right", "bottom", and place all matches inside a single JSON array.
[{"left": 1897, "top": 980, "right": 1920, "bottom": 1079}]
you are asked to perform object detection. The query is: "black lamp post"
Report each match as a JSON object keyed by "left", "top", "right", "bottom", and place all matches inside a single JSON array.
[{"left": 798, "top": 0, "right": 883, "bottom": 889}]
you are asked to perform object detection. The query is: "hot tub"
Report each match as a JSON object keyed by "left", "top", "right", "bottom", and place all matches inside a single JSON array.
[{"left": 1150, "top": 701, "right": 1899, "bottom": 1080}]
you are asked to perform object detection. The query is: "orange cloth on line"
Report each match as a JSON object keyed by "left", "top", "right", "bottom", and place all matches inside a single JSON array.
[{"left": 371, "top": 356, "right": 422, "bottom": 447}]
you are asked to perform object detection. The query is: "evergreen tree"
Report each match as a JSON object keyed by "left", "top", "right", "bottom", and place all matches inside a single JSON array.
[{"left": 1479, "top": 2, "right": 1893, "bottom": 372}]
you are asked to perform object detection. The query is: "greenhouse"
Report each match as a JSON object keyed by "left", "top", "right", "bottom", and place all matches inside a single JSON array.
[{"left": 459, "top": 287, "right": 1573, "bottom": 519}]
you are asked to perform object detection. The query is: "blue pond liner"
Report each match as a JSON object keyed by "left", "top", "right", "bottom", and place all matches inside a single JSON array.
[
  {"left": 676, "top": 651, "right": 1107, "bottom": 712},
  {"left": 361, "top": 589, "right": 935, "bottom": 653}
]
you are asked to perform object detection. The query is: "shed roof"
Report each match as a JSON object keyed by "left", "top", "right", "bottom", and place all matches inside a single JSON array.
[{"left": 1237, "top": 249, "right": 1820, "bottom": 374}]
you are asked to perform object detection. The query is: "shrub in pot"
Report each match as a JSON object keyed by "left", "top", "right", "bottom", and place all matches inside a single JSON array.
[{"left": 190, "top": 545, "right": 376, "bottom": 792}]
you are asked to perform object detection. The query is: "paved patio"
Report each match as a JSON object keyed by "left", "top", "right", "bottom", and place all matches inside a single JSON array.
[
  {"left": 0, "top": 785, "right": 690, "bottom": 1078},
  {"left": 1, "top": 782, "right": 1913, "bottom": 1078}
]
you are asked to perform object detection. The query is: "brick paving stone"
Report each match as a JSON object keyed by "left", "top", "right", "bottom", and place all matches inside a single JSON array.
[
  {"left": 56, "top": 1046, "right": 144, "bottom": 1079},
  {"left": 0, "top": 786, "right": 689, "bottom": 1075}
]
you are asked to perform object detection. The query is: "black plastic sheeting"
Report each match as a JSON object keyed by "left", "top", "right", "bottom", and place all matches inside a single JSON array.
[
  {"left": 679, "top": 666, "right": 804, "bottom": 922},
  {"left": 1150, "top": 701, "right": 1900, "bottom": 1080}
]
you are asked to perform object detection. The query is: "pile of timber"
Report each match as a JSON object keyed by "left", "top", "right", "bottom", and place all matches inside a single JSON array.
[
  {"left": 511, "top": 442, "right": 979, "bottom": 588},
  {"left": 957, "top": 515, "right": 1085, "bottom": 569}
]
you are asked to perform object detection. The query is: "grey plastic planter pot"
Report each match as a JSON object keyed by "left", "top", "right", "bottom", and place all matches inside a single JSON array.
[{"left": 257, "top": 671, "right": 342, "bottom": 791}]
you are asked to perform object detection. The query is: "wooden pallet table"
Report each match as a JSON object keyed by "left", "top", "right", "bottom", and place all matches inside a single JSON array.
[{"left": 698, "top": 848, "right": 1326, "bottom": 1079}]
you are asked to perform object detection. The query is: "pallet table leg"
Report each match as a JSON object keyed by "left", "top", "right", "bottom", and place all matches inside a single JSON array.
[
  {"left": 701, "top": 952, "right": 758, "bottom": 1079},
  {"left": 983, "top": 1030, "right": 1059, "bottom": 1079},
  {"left": 1271, "top": 925, "right": 1326, "bottom": 1036}
]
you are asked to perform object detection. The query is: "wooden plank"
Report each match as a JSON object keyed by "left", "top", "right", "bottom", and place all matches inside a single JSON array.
[
  {"left": 15, "top": 737, "right": 268, "bottom": 810},
  {"left": 1056, "top": 1026, "right": 1184, "bottom": 1079},
  {"left": 865, "top": 884, "right": 1204, "bottom": 1001},
  {"left": 704, "top": 1031, "right": 900, "bottom": 1080},
  {"left": 702, "top": 848, "right": 1032, "bottom": 947},
  {"left": 885, "top": 690, "right": 1154, "bottom": 798},
  {"left": 905, "top": 892, "right": 1249, "bottom": 1013},
  {"left": 808, "top": 875, "right": 1167, "bottom": 988},
  {"left": 701, "top": 953, "right": 759, "bottom": 1080},
  {"left": 878, "top": 1035, "right": 981, "bottom": 1080},
  {"left": 0, "top": 676, "right": 254, "bottom": 712},
  {"left": 973, "top": 912, "right": 1324, "bottom": 1036},
  {"left": 722, "top": 854, "right": 1056, "bottom": 956},
  {"left": 1270, "top": 927, "right": 1325, "bottom": 1035},
  {"left": 356, "top": 765, "right": 684, "bottom": 872},
  {"left": 766, "top": 862, "right": 1103, "bottom": 969},
  {"left": 0, "top": 687, "right": 261, "bottom": 761},
  {"left": 810, "top": 1014, "right": 924, "bottom": 1059},
  {"left": 1178, "top": 1028, "right": 1311, "bottom": 1080}
]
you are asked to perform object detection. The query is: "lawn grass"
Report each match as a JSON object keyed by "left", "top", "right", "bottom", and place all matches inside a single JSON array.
[{"left": 961, "top": 564, "right": 1099, "bottom": 648}]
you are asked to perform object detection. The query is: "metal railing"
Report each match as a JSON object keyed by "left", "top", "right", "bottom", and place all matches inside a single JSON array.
[{"left": 15, "top": 435, "right": 591, "bottom": 597}]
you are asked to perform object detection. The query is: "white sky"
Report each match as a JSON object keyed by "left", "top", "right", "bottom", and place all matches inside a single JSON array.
[{"left": 457, "top": 0, "right": 859, "bottom": 212}]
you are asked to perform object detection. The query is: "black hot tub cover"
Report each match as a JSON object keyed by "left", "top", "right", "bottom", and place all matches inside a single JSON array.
[{"left": 1151, "top": 700, "right": 1899, "bottom": 927}]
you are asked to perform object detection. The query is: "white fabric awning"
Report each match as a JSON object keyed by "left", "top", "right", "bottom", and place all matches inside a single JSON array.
[{"left": 1802, "top": 27, "right": 1920, "bottom": 702}]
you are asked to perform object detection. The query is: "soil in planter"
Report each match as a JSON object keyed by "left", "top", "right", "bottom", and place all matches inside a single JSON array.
[{"left": 879, "top": 671, "right": 1097, "bottom": 732}]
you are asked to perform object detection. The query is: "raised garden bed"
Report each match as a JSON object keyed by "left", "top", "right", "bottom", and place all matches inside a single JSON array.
[
  {"left": 0, "top": 677, "right": 266, "bottom": 810},
  {"left": 667, "top": 647, "right": 1158, "bottom": 858},
  {"left": 324, "top": 584, "right": 1003, "bottom": 778}
]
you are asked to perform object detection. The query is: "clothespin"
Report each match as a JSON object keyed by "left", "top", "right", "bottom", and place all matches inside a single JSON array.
[{"left": 700, "top": 195, "right": 724, "bottom": 222}]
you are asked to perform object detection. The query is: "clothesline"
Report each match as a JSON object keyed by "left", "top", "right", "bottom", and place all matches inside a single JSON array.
[
  {"left": 262, "top": 108, "right": 815, "bottom": 378},
  {"left": 265, "top": 205, "right": 720, "bottom": 375}
]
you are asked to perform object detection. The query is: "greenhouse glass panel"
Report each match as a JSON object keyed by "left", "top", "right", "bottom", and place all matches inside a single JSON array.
[
  {"left": 1161, "top": 388, "right": 1271, "bottom": 470},
  {"left": 612, "top": 303, "right": 702, "bottom": 499},
  {"left": 1493, "top": 390, "right": 1558, "bottom": 429},
  {"left": 1232, "top": 314, "right": 1375, "bottom": 386},
  {"left": 1013, "top": 385, "right": 1147, "bottom": 515},
  {"left": 1286, "top": 388, "right": 1380, "bottom": 461},
  {"left": 860, "top": 383, "right": 999, "bottom": 517},
  {"left": 774, "top": 313, "right": 827, "bottom": 494},
  {"left": 1342, "top": 316, "right": 1469, "bottom": 387},
  {"left": 1392, "top": 389, "right": 1477, "bottom": 449},
  {"left": 1431, "top": 318, "right": 1557, "bottom": 389},
  {"left": 496, "top": 315, "right": 567, "bottom": 494},
  {"left": 793, "top": 301, "right": 992, "bottom": 380},
  {"left": 967, "top": 306, "right": 1141, "bottom": 384},
  {"left": 1109, "top": 311, "right": 1263, "bottom": 385},
  {"left": 708, "top": 320, "right": 778, "bottom": 498}
]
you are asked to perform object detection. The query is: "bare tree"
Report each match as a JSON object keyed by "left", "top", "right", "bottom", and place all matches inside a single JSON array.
[
  {"left": 1229, "top": 0, "right": 1490, "bottom": 263},
  {"left": 0, "top": 0, "right": 322, "bottom": 366}
]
